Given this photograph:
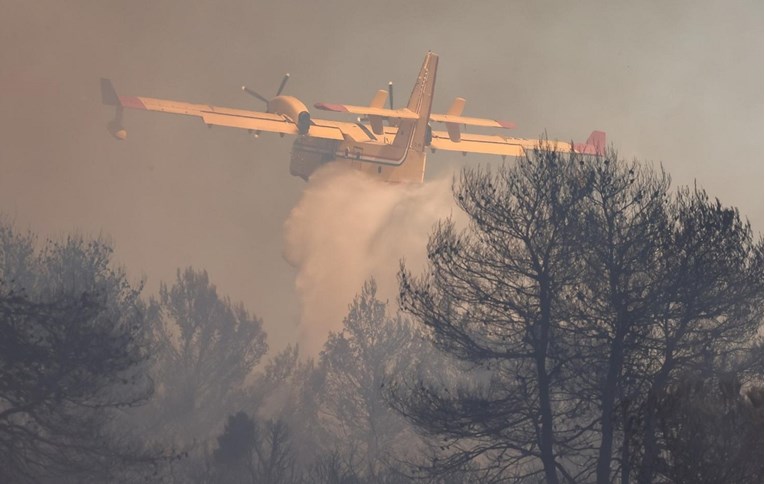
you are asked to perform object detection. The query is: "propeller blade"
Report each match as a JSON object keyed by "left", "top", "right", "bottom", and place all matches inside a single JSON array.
[
  {"left": 388, "top": 81, "right": 394, "bottom": 109},
  {"left": 275, "top": 73, "right": 290, "bottom": 96},
  {"left": 241, "top": 86, "right": 269, "bottom": 104}
]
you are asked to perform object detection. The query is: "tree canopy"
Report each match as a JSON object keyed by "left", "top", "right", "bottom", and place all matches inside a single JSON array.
[
  {"left": 396, "top": 148, "right": 763, "bottom": 483},
  {"left": 0, "top": 226, "right": 156, "bottom": 482}
]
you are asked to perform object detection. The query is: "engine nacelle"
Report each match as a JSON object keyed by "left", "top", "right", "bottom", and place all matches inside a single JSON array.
[{"left": 267, "top": 95, "right": 311, "bottom": 135}]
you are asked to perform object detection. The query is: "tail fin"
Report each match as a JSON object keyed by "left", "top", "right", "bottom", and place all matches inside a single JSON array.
[
  {"left": 575, "top": 130, "right": 606, "bottom": 155},
  {"left": 390, "top": 52, "right": 438, "bottom": 152}
]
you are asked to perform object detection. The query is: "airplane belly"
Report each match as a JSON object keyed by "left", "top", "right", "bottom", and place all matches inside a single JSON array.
[{"left": 290, "top": 137, "right": 339, "bottom": 181}]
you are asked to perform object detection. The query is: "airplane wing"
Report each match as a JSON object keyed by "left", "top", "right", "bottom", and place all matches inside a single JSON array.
[
  {"left": 429, "top": 114, "right": 515, "bottom": 129},
  {"left": 315, "top": 119, "right": 380, "bottom": 142},
  {"left": 428, "top": 98, "right": 515, "bottom": 142},
  {"left": 430, "top": 130, "right": 532, "bottom": 157},
  {"left": 313, "top": 102, "right": 418, "bottom": 119},
  {"left": 314, "top": 103, "right": 515, "bottom": 128},
  {"left": 429, "top": 114, "right": 515, "bottom": 143},
  {"left": 101, "top": 78, "right": 347, "bottom": 141},
  {"left": 428, "top": 129, "right": 606, "bottom": 157}
]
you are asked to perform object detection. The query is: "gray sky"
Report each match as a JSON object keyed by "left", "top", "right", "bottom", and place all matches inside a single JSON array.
[{"left": 1, "top": 0, "right": 761, "bottom": 351}]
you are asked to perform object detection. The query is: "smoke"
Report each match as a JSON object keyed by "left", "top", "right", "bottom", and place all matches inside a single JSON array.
[{"left": 283, "top": 162, "right": 461, "bottom": 356}]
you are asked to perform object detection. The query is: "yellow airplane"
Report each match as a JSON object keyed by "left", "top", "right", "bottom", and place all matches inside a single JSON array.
[{"left": 101, "top": 52, "right": 605, "bottom": 183}]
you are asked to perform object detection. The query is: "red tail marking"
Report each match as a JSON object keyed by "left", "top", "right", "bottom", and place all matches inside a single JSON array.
[
  {"left": 118, "top": 96, "right": 147, "bottom": 110},
  {"left": 574, "top": 130, "right": 606, "bottom": 155}
]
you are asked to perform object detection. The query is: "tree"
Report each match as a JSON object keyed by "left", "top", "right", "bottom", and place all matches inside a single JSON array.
[
  {"left": 253, "top": 343, "right": 329, "bottom": 473},
  {"left": 629, "top": 188, "right": 762, "bottom": 483},
  {"left": 247, "top": 283, "right": 438, "bottom": 482},
  {"left": 141, "top": 267, "right": 269, "bottom": 442},
  {"left": 396, "top": 148, "right": 589, "bottom": 483},
  {"left": 653, "top": 373, "right": 762, "bottom": 483},
  {"left": 213, "top": 411, "right": 258, "bottom": 483},
  {"left": 394, "top": 148, "right": 763, "bottom": 483},
  {"left": 568, "top": 158, "right": 674, "bottom": 483},
  {"left": 252, "top": 418, "right": 297, "bottom": 484},
  {"left": 573, "top": 166, "right": 762, "bottom": 482},
  {"left": 211, "top": 411, "right": 298, "bottom": 484},
  {"left": 305, "top": 449, "right": 365, "bottom": 484},
  {"left": 318, "top": 279, "right": 420, "bottom": 477},
  {"left": 248, "top": 293, "right": 417, "bottom": 481},
  {"left": 0, "top": 224, "right": 157, "bottom": 482}
]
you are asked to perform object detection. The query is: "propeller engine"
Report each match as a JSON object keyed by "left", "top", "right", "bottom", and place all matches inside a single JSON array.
[{"left": 242, "top": 73, "right": 311, "bottom": 135}]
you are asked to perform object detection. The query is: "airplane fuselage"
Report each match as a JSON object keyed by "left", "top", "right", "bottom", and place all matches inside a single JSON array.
[{"left": 289, "top": 133, "right": 427, "bottom": 183}]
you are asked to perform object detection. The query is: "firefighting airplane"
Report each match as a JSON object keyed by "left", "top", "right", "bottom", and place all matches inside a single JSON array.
[{"left": 101, "top": 52, "right": 605, "bottom": 183}]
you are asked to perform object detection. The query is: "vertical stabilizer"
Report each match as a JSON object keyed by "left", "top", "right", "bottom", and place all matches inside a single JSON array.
[
  {"left": 350, "top": 53, "right": 439, "bottom": 183},
  {"left": 586, "top": 130, "right": 606, "bottom": 155},
  {"left": 391, "top": 52, "right": 438, "bottom": 153},
  {"left": 574, "top": 130, "right": 607, "bottom": 156}
]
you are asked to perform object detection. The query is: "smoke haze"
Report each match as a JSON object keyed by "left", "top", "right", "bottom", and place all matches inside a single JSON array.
[
  {"left": 1, "top": 3, "right": 762, "bottom": 481},
  {"left": 284, "top": 163, "right": 459, "bottom": 355},
  {"left": 0, "top": 0, "right": 760, "bottom": 352}
]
